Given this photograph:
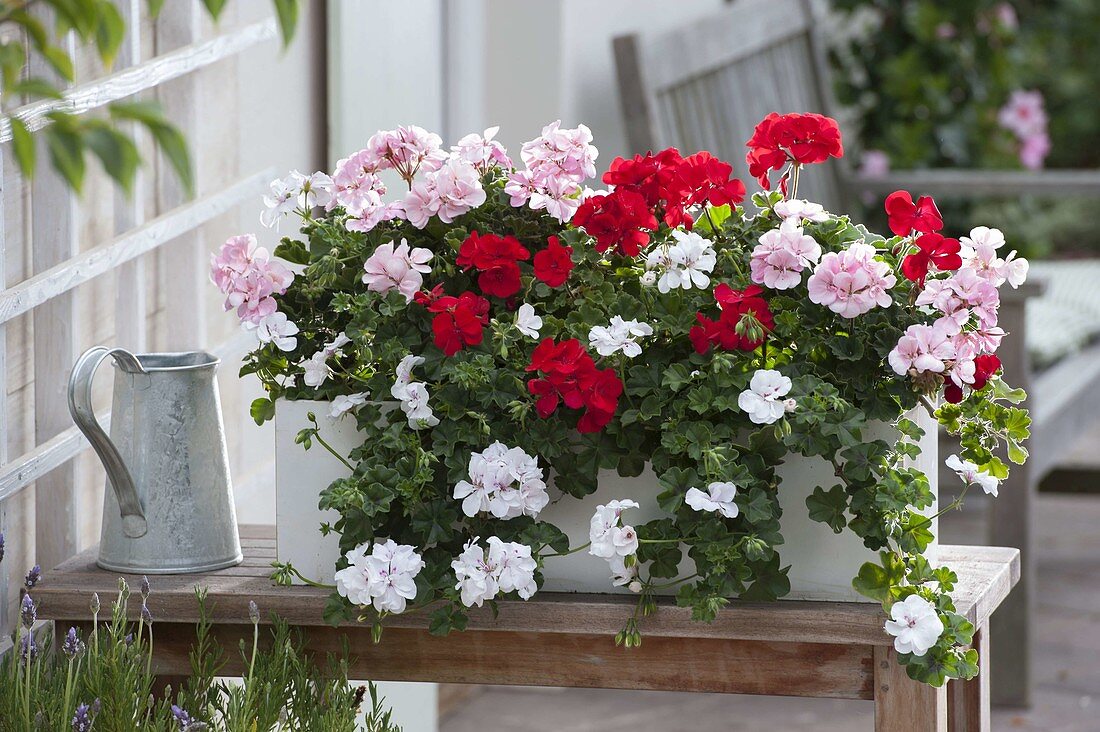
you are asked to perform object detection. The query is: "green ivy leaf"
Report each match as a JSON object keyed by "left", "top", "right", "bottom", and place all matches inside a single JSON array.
[
  {"left": 852, "top": 552, "right": 905, "bottom": 602},
  {"left": 428, "top": 605, "right": 468, "bottom": 636},
  {"left": 806, "top": 485, "right": 848, "bottom": 533},
  {"left": 250, "top": 397, "right": 276, "bottom": 425}
]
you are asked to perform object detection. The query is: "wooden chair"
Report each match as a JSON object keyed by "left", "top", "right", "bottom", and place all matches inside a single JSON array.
[{"left": 613, "top": 0, "right": 1100, "bottom": 706}]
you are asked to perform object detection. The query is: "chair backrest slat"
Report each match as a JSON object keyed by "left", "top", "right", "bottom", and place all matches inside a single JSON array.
[{"left": 614, "top": 0, "right": 848, "bottom": 210}]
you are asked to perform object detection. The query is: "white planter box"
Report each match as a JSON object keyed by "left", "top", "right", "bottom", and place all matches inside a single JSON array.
[{"left": 275, "top": 399, "right": 937, "bottom": 602}]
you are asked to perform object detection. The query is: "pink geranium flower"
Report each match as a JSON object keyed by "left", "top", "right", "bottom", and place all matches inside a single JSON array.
[
  {"left": 888, "top": 322, "right": 956, "bottom": 376},
  {"left": 507, "top": 120, "right": 599, "bottom": 222},
  {"left": 210, "top": 234, "right": 294, "bottom": 324},
  {"left": 750, "top": 219, "right": 821, "bottom": 290},
  {"left": 452, "top": 126, "right": 512, "bottom": 170},
  {"left": 366, "top": 125, "right": 447, "bottom": 182},
  {"left": 807, "top": 242, "right": 896, "bottom": 318},
  {"left": 362, "top": 238, "right": 433, "bottom": 302}
]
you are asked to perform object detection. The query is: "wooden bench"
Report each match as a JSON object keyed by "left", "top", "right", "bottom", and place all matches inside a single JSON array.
[
  {"left": 33, "top": 526, "right": 1018, "bottom": 732},
  {"left": 612, "top": 0, "right": 1100, "bottom": 705}
]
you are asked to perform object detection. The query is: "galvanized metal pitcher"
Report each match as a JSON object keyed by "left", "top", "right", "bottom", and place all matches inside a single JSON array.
[{"left": 67, "top": 347, "right": 242, "bottom": 574}]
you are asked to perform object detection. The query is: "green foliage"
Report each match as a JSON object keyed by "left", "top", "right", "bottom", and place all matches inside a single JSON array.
[
  {"left": 0, "top": 583, "right": 398, "bottom": 730},
  {"left": 0, "top": 0, "right": 300, "bottom": 195}
]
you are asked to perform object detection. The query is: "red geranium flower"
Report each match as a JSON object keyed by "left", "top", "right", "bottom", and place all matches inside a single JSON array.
[
  {"left": 526, "top": 337, "right": 589, "bottom": 375},
  {"left": 676, "top": 151, "right": 747, "bottom": 209},
  {"left": 572, "top": 188, "right": 658, "bottom": 257},
  {"left": 528, "top": 371, "right": 585, "bottom": 417},
  {"left": 693, "top": 285, "right": 774, "bottom": 353},
  {"left": 902, "top": 233, "right": 962, "bottom": 286},
  {"left": 533, "top": 235, "right": 575, "bottom": 287},
  {"left": 745, "top": 112, "right": 843, "bottom": 190},
  {"left": 424, "top": 291, "right": 490, "bottom": 356},
  {"left": 602, "top": 148, "right": 686, "bottom": 208},
  {"left": 525, "top": 338, "right": 623, "bottom": 432},
  {"left": 456, "top": 231, "right": 530, "bottom": 298},
  {"left": 884, "top": 191, "right": 943, "bottom": 237}
]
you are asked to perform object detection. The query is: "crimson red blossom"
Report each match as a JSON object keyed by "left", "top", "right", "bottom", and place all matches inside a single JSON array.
[
  {"left": 885, "top": 191, "right": 943, "bottom": 237},
  {"left": 418, "top": 290, "right": 490, "bottom": 356},
  {"left": 532, "top": 235, "right": 575, "bottom": 287},
  {"left": 525, "top": 338, "right": 623, "bottom": 433},
  {"left": 690, "top": 285, "right": 775, "bottom": 353},
  {"left": 456, "top": 231, "right": 530, "bottom": 298},
  {"left": 902, "top": 233, "right": 963, "bottom": 287},
  {"left": 571, "top": 189, "right": 657, "bottom": 257},
  {"left": 745, "top": 112, "right": 843, "bottom": 191}
]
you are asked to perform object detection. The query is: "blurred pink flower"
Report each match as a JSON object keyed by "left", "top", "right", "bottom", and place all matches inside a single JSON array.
[
  {"left": 858, "top": 150, "right": 891, "bottom": 178},
  {"left": 998, "top": 90, "right": 1048, "bottom": 139},
  {"left": 210, "top": 234, "right": 293, "bottom": 324},
  {"left": 1019, "top": 131, "right": 1051, "bottom": 170}
]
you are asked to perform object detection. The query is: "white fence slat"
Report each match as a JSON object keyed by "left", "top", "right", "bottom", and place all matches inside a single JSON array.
[
  {"left": 0, "top": 19, "right": 277, "bottom": 143},
  {"left": 0, "top": 328, "right": 254, "bottom": 503},
  {"left": 0, "top": 169, "right": 272, "bottom": 325},
  {"left": 157, "top": 1, "right": 205, "bottom": 350},
  {"left": 30, "top": 25, "right": 78, "bottom": 570},
  {"left": 115, "top": 0, "right": 147, "bottom": 352},
  {"left": 0, "top": 139, "right": 8, "bottom": 629}
]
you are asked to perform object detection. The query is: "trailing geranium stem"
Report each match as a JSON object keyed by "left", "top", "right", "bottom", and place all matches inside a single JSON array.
[
  {"left": 540, "top": 541, "right": 591, "bottom": 559},
  {"left": 305, "top": 413, "right": 356, "bottom": 471}
]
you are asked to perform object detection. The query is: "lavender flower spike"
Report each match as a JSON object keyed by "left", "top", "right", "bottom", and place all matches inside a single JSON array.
[
  {"left": 90, "top": 592, "right": 101, "bottom": 615},
  {"left": 0, "top": 531, "right": 5, "bottom": 565},
  {"left": 20, "top": 593, "right": 36, "bottom": 628},
  {"left": 141, "top": 602, "right": 153, "bottom": 624},
  {"left": 20, "top": 634, "right": 38, "bottom": 662},
  {"left": 62, "top": 627, "right": 86, "bottom": 658},
  {"left": 248, "top": 600, "right": 260, "bottom": 624},
  {"left": 140, "top": 575, "right": 150, "bottom": 600},
  {"left": 172, "top": 704, "right": 194, "bottom": 731},
  {"left": 72, "top": 700, "right": 98, "bottom": 732},
  {"left": 24, "top": 564, "right": 41, "bottom": 588}
]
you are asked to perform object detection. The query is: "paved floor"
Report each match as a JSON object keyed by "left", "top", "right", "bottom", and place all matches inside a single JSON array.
[{"left": 442, "top": 494, "right": 1100, "bottom": 731}]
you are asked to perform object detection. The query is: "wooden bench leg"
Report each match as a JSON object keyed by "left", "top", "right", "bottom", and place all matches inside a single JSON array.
[
  {"left": 875, "top": 645, "right": 947, "bottom": 732},
  {"left": 947, "top": 626, "right": 990, "bottom": 732}
]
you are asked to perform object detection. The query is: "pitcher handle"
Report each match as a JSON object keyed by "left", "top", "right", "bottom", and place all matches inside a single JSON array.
[{"left": 67, "top": 346, "right": 149, "bottom": 538}]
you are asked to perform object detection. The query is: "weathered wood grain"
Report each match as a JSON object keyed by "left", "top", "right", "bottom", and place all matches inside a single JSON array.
[
  {"left": 0, "top": 20, "right": 276, "bottom": 142},
  {"left": 874, "top": 645, "right": 947, "bottom": 731},
  {"left": 0, "top": 170, "right": 271, "bottom": 325},
  {"left": 34, "top": 528, "right": 1019, "bottom": 651},
  {"left": 948, "top": 625, "right": 990, "bottom": 732}
]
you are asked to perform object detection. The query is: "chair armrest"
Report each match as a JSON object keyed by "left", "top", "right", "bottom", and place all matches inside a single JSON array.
[{"left": 849, "top": 169, "right": 1100, "bottom": 198}]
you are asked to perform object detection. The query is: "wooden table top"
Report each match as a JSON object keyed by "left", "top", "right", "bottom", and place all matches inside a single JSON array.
[{"left": 35, "top": 525, "right": 1019, "bottom": 649}]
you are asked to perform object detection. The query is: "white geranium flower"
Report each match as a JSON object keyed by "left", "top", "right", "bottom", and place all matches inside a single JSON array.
[
  {"left": 399, "top": 382, "right": 439, "bottom": 429},
  {"left": 255, "top": 312, "right": 299, "bottom": 351},
  {"left": 589, "top": 499, "right": 640, "bottom": 559},
  {"left": 451, "top": 538, "right": 500, "bottom": 608},
  {"left": 515, "top": 303, "right": 543, "bottom": 339},
  {"left": 261, "top": 172, "right": 300, "bottom": 229},
  {"left": 884, "top": 594, "right": 944, "bottom": 656},
  {"left": 334, "top": 539, "right": 424, "bottom": 614},
  {"left": 391, "top": 354, "right": 426, "bottom": 400},
  {"left": 737, "top": 369, "right": 793, "bottom": 425},
  {"left": 959, "top": 227, "right": 1029, "bottom": 289},
  {"left": 329, "top": 392, "right": 368, "bottom": 419},
  {"left": 453, "top": 442, "right": 548, "bottom": 519},
  {"left": 945, "top": 454, "right": 1000, "bottom": 497},
  {"left": 646, "top": 230, "right": 717, "bottom": 293},
  {"left": 301, "top": 350, "right": 331, "bottom": 387},
  {"left": 489, "top": 537, "right": 538, "bottom": 600},
  {"left": 773, "top": 198, "right": 829, "bottom": 222},
  {"left": 608, "top": 555, "right": 638, "bottom": 588},
  {"left": 639, "top": 270, "right": 657, "bottom": 287},
  {"left": 323, "top": 332, "right": 352, "bottom": 356},
  {"left": 684, "top": 481, "right": 740, "bottom": 518},
  {"left": 451, "top": 537, "right": 538, "bottom": 608},
  {"left": 588, "top": 316, "right": 654, "bottom": 358}
]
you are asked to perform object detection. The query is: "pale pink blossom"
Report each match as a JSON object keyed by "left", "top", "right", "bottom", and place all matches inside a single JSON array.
[
  {"left": 995, "top": 3, "right": 1018, "bottom": 31},
  {"left": 366, "top": 125, "right": 447, "bottom": 181},
  {"left": 210, "top": 234, "right": 294, "bottom": 325},
  {"left": 807, "top": 242, "right": 896, "bottom": 318},
  {"left": 1019, "top": 131, "right": 1050, "bottom": 170},
  {"left": 917, "top": 268, "right": 1000, "bottom": 330},
  {"left": 858, "top": 150, "right": 891, "bottom": 178},
  {"left": 508, "top": 120, "right": 598, "bottom": 222},
  {"left": 884, "top": 594, "right": 943, "bottom": 656},
  {"left": 402, "top": 156, "right": 486, "bottom": 228},
  {"left": 946, "top": 454, "right": 1001, "bottom": 497},
  {"left": 737, "top": 369, "right": 793, "bottom": 425},
  {"left": 254, "top": 311, "right": 299, "bottom": 352},
  {"left": 452, "top": 125, "right": 512, "bottom": 170},
  {"left": 750, "top": 219, "right": 821, "bottom": 290},
  {"left": 773, "top": 199, "right": 829, "bottom": 222},
  {"left": 334, "top": 539, "right": 424, "bottom": 614},
  {"left": 685, "top": 481, "right": 740, "bottom": 518},
  {"left": 329, "top": 150, "right": 402, "bottom": 233},
  {"left": 888, "top": 322, "right": 956, "bottom": 376},
  {"left": 362, "top": 239, "right": 433, "bottom": 302},
  {"left": 998, "top": 90, "right": 1047, "bottom": 139},
  {"left": 960, "top": 227, "right": 1029, "bottom": 289}
]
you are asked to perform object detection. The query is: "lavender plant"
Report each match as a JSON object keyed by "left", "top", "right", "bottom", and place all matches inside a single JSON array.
[{"left": 0, "top": 557, "right": 397, "bottom": 730}]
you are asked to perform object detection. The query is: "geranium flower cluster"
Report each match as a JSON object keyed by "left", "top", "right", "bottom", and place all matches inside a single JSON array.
[
  {"left": 505, "top": 120, "right": 599, "bottom": 222},
  {"left": 885, "top": 190, "right": 1028, "bottom": 404},
  {"left": 453, "top": 441, "right": 549, "bottom": 519},
  {"left": 452, "top": 537, "right": 538, "bottom": 607},
  {"left": 690, "top": 285, "right": 774, "bottom": 354},
  {"left": 997, "top": 89, "right": 1050, "bottom": 170},
  {"left": 225, "top": 115, "right": 1032, "bottom": 688},
  {"left": 573, "top": 148, "right": 746, "bottom": 257},
  {"left": 209, "top": 234, "right": 294, "bottom": 325},
  {"left": 525, "top": 338, "right": 624, "bottom": 433}
]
